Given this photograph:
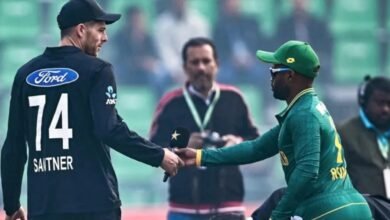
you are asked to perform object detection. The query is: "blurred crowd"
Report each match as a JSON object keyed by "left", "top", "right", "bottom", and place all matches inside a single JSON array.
[
  {"left": 102, "top": 0, "right": 387, "bottom": 122},
  {"left": 105, "top": 0, "right": 333, "bottom": 102},
  {"left": 1, "top": 0, "right": 389, "bottom": 122}
]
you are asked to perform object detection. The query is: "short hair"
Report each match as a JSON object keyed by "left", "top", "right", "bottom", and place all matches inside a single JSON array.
[
  {"left": 362, "top": 76, "right": 390, "bottom": 105},
  {"left": 181, "top": 37, "right": 218, "bottom": 63},
  {"left": 60, "top": 21, "right": 95, "bottom": 39},
  {"left": 60, "top": 26, "right": 73, "bottom": 39}
]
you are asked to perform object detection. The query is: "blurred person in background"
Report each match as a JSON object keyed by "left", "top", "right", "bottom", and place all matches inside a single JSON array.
[
  {"left": 1, "top": 0, "right": 182, "bottom": 220},
  {"left": 154, "top": 0, "right": 210, "bottom": 84},
  {"left": 338, "top": 75, "right": 390, "bottom": 198},
  {"left": 213, "top": 0, "right": 267, "bottom": 86},
  {"left": 273, "top": 0, "right": 333, "bottom": 84},
  {"left": 176, "top": 40, "right": 372, "bottom": 219},
  {"left": 150, "top": 37, "right": 259, "bottom": 220},
  {"left": 112, "top": 5, "right": 170, "bottom": 99},
  {"left": 213, "top": 0, "right": 273, "bottom": 123}
]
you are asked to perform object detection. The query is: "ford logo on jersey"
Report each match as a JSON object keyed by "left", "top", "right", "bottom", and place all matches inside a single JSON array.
[{"left": 26, "top": 68, "right": 79, "bottom": 87}]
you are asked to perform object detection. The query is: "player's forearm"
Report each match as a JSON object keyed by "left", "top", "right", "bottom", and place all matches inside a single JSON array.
[
  {"left": 199, "top": 126, "right": 279, "bottom": 166},
  {"left": 91, "top": 105, "right": 165, "bottom": 167},
  {"left": 200, "top": 140, "right": 261, "bottom": 166},
  {"left": 1, "top": 140, "right": 26, "bottom": 215},
  {"left": 200, "top": 128, "right": 279, "bottom": 166},
  {"left": 102, "top": 121, "right": 164, "bottom": 167},
  {"left": 1, "top": 85, "right": 26, "bottom": 215}
]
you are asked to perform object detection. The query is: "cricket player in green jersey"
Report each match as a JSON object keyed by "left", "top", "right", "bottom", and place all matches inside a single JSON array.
[{"left": 176, "top": 41, "right": 373, "bottom": 220}]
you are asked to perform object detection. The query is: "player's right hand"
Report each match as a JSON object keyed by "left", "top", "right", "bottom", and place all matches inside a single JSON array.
[
  {"left": 161, "top": 148, "right": 183, "bottom": 176},
  {"left": 5, "top": 207, "right": 26, "bottom": 220}
]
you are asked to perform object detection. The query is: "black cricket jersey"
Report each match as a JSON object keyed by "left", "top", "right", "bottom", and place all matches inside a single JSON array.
[{"left": 1, "top": 46, "right": 164, "bottom": 216}]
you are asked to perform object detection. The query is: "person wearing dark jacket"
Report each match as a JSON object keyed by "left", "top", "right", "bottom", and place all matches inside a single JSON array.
[
  {"left": 1, "top": 1, "right": 182, "bottom": 220},
  {"left": 338, "top": 76, "right": 390, "bottom": 198},
  {"left": 150, "top": 37, "right": 259, "bottom": 220}
]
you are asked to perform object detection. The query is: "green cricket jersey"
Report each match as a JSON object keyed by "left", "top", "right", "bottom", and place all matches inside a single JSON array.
[{"left": 198, "top": 88, "right": 371, "bottom": 219}]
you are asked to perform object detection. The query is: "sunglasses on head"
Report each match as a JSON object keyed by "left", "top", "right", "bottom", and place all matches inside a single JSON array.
[{"left": 269, "top": 67, "right": 292, "bottom": 77}]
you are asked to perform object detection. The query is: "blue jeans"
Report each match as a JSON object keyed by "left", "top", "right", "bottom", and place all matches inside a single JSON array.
[
  {"left": 167, "top": 211, "right": 245, "bottom": 220},
  {"left": 167, "top": 212, "right": 214, "bottom": 220},
  {"left": 30, "top": 208, "right": 121, "bottom": 220}
]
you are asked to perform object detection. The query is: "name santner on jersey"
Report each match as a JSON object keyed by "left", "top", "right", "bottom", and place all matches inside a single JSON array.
[{"left": 33, "top": 156, "right": 74, "bottom": 173}]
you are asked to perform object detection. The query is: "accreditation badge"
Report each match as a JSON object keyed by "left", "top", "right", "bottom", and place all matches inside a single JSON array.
[{"left": 384, "top": 167, "right": 390, "bottom": 199}]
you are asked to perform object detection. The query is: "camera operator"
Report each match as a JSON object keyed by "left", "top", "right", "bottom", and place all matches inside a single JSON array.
[{"left": 150, "top": 37, "right": 259, "bottom": 220}]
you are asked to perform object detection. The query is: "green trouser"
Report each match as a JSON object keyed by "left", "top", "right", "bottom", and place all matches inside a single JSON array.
[{"left": 295, "top": 190, "right": 372, "bottom": 220}]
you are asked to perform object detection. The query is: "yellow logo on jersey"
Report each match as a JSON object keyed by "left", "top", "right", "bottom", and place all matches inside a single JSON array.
[{"left": 280, "top": 151, "right": 289, "bottom": 166}]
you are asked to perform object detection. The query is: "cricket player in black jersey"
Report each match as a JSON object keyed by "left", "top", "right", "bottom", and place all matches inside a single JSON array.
[{"left": 1, "top": 0, "right": 183, "bottom": 219}]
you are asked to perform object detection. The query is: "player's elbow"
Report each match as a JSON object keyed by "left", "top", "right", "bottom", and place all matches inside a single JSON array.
[
  {"left": 93, "top": 121, "right": 127, "bottom": 144},
  {"left": 296, "top": 163, "right": 320, "bottom": 178},
  {"left": 1, "top": 143, "right": 27, "bottom": 169},
  {"left": 93, "top": 126, "right": 113, "bottom": 142}
]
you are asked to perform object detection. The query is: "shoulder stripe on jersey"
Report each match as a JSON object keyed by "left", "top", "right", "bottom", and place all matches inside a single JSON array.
[
  {"left": 218, "top": 83, "right": 241, "bottom": 94},
  {"left": 149, "top": 88, "right": 183, "bottom": 138}
]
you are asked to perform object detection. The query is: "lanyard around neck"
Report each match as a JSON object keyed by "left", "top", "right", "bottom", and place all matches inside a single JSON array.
[
  {"left": 183, "top": 86, "right": 221, "bottom": 132},
  {"left": 377, "top": 136, "right": 389, "bottom": 160}
]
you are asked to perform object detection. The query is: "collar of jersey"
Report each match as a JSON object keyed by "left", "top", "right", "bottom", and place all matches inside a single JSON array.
[
  {"left": 44, "top": 46, "right": 82, "bottom": 55},
  {"left": 276, "top": 88, "right": 315, "bottom": 120},
  {"left": 187, "top": 83, "right": 217, "bottom": 105}
]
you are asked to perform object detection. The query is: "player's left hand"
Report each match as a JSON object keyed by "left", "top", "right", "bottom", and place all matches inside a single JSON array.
[
  {"left": 174, "top": 148, "right": 197, "bottom": 166},
  {"left": 5, "top": 206, "right": 26, "bottom": 220}
]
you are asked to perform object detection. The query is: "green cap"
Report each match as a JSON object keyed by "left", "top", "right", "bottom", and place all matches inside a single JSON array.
[{"left": 256, "top": 40, "right": 320, "bottom": 78}]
